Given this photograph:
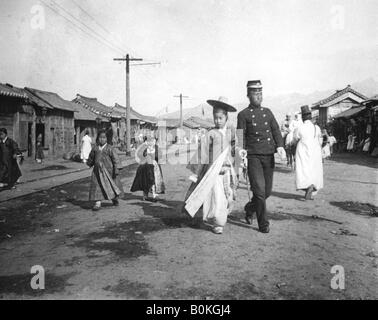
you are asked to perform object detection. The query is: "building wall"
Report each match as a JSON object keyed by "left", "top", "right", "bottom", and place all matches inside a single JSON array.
[
  {"left": 319, "top": 100, "right": 361, "bottom": 127},
  {"left": 0, "top": 97, "right": 36, "bottom": 157},
  {"left": 328, "top": 101, "right": 358, "bottom": 119},
  {"left": 40, "top": 109, "right": 75, "bottom": 159}
]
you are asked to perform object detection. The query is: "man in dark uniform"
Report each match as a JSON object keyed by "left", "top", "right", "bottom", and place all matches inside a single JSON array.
[{"left": 237, "top": 80, "right": 285, "bottom": 233}]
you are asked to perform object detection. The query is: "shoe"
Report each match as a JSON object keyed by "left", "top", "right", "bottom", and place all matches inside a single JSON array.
[
  {"left": 245, "top": 215, "right": 253, "bottom": 225},
  {"left": 92, "top": 204, "right": 101, "bottom": 211},
  {"left": 212, "top": 226, "right": 223, "bottom": 234},
  {"left": 259, "top": 226, "right": 270, "bottom": 233},
  {"left": 305, "top": 185, "right": 314, "bottom": 200},
  {"left": 112, "top": 199, "right": 119, "bottom": 206}
]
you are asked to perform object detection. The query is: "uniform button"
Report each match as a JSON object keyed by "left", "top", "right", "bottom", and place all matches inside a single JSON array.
[
  {"left": 252, "top": 115, "right": 255, "bottom": 118},
  {"left": 263, "top": 114, "right": 266, "bottom": 117},
  {"left": 260, "top": 108, "right": 263, "bottom": 111},
  {"left": 266, "top": 130, "right": 270, "bottom": 132},
  {"left": 267, "top": 138, "right": 271, "bottom": 141},
  {"left": 256, "top": 132, "right": 259, "bottom": 134},
  {"left": 257, "top": 139, "right": 260, "bottom": 142},
  {"left": 265, "top": 122, "right": 268, "bottom": 125}
]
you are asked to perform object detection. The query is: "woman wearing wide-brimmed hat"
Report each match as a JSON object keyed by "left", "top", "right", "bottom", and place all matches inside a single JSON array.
[{"left": 183, "top": 97, "right": 242, "bottom": 235}]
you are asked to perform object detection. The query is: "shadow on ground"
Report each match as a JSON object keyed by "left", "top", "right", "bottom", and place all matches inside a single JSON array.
[
  {"left": 330, "top": 201, "right": 378, "bottom": 218},
  {"left": 271, "top": 191, "right": 303, "bottom": 201},
  {"left": 70, "top": 193, "right": 204, "bottom": 260},
  {"left": 31, "top": 165, "right": 71, "bottom": 172}
]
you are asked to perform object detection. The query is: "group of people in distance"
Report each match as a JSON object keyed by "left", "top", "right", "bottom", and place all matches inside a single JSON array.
[{"left": 0, "top": 80, "right": 325, "bottom": 236}]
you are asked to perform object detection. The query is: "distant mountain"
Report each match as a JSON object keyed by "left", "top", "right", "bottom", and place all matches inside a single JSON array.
[
  {"left": 159, "top": 78, "right": 378, "bottom": 125},
  {"left": 159, "top": 102, "right": 214, "bottom": 120}
]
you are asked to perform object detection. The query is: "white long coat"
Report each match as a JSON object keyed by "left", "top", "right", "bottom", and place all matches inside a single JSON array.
[
  {"left": 80, "top": 135, "right": 92, "bottom": 161},
  {"left": 294, "top": 120, "right": 323, "bottom": 192}
]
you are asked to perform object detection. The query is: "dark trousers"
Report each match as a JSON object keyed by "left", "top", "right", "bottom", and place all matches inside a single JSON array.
[{"left": 247, "top": 155, "right": 275, "bottom": 229}]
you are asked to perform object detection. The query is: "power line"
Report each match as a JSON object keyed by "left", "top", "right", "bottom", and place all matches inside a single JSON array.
[
  {"left": 41, "top": 0, "right": 124, "bottom": 55},
  {"left": 49, "top": 0, "right": 127, "bottom": 54},
  {"left": 69, "top": 0, "right": 133, "bottom": 54},
  {"left": 70, "top": 0, "right": 112, "bottom": 35},
  {"left": 69, "top": 0, "right": 157, "bottom": 62}
]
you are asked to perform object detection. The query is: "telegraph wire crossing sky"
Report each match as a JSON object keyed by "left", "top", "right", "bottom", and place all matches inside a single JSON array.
[{"left": 0, "top": 0, "right": 377, "bottom": 115}]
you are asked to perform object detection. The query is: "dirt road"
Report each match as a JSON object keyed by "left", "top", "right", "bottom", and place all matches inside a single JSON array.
[{"left": 0, "top": 153, "right": 377, "bottom": 300}]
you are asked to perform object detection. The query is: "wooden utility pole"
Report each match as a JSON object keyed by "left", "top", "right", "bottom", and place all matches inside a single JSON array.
[
  {"left": 174, "top": 94, "right": 189, "bottom": 127},
  {"left": 113, "top": 54, "right": 142, "bottom": 155}
]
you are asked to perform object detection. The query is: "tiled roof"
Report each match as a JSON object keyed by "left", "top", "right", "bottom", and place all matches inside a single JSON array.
[
  {"left": 333, "top": 106, "right": 366, "bottom": 119},
  {"left": 70, "top": 102, "right": 107, "bottom": 122},
  {"left": 25, "top": 88, "right": 76, "bottom": 112},
  {"left": 74, "top": 94, "right": 122, "bottom": 119},
  {"left": 0, "top": 83, "right": 28, "bottom": 99},
  {"left": 362, "top": 94, "right": 378, "bottom": 106},
  {"left": 313, "top": 85, "right": 368, "bottom": 107},
  {"left": 113, "top": 103, "right": 158, "bottom": 123}
]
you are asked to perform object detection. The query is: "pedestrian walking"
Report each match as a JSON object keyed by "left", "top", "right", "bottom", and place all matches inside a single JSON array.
[
  {"left": 86, "top": 129, "right": 124, "bottom": 211},
  {"left": 80, "top": 130, "right": 92, "bottom": 164},
  {"left": 35, "top": 134, "right": 44, "bottom": 164},
  {"left": 347, "top": 131, "right": 356, "bottom": 152},
  {"left": 131, "top": 136, "right": 165, "bottom": 202},
  {"left": 237, "top": 80, "right": 286, "bottom": 233},
  {"left": 328, "top": 133, "right": 337, "bottom": 155},
  {"left": 0, "top": 128, "right": 22, "bottom": 190},
  {"left": 293, "top": 106, "right": 323, "bottom": 200},
  {"left": 183, "top": 97, "right": 240, "bottom": 235}
]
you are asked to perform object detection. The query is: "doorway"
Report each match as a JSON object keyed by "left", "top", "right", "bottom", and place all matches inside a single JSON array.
[{"left": 36, "top": 123, "right": 45, "bottom": 146}]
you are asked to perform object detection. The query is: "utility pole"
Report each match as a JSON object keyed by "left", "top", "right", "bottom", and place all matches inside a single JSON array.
[
  {"left": 174, "top": 94, "right": 189, "bottom": 127},
  {"left": 113, "top": 54, "right": 142, "bottom": 156}
]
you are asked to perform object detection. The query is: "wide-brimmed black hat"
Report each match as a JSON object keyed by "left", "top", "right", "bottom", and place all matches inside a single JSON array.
[
  {"left": 207, "top": 96, "right": 237, "bottom": 112},
  {"left": 301, "top": 105, "right": 312, "bottom": 115}
]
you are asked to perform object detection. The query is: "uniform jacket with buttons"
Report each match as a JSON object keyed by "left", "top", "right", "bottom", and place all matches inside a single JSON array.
[{"left": 237, "top": 105, "right": 283, "bottom": 156}]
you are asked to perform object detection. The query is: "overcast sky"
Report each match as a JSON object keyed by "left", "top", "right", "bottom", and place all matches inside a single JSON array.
[{"left": 0, "top": 0, "right": 377, "bottom": 115}]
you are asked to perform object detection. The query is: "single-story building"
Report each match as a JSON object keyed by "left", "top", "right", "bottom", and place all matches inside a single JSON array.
[
  {"left": 329, "top": 94, "right": 378, "bottom": 154},
  {"left": 112, "top": 103, "right": 158, "bottom": 146},
  {"left": 311, "top": 85, "right": 368, "bottom": 128},
  {"left": 73, "top": 94, "right": 122, "bottom": 145},
  {"left": 0, "top": 83, "right": 37, "bottom": 157},
  {"left": 24, "top": 87, "right": 78, "bottom": 159},
  {"left": 0, "top": 83, "right": 80, "bottom": 159}
]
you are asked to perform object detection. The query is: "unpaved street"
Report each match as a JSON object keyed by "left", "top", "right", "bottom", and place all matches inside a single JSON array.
[{"left": 0, "top": 153, "right": 377, "bottom": 300}]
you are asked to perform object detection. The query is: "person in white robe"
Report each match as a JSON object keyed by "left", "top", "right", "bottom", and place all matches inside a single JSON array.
[
  {"left": 80, "top": 130, "right": 92, "bottom": 163},
  {"left": 347, "top": 133, "right": 356, "bottom": 151},
  {"left": 292, "top": 113, "right": 302, "bottom": 130},
  {"left": 293, "top": 106, "right": 323, "bottom": 200}
]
